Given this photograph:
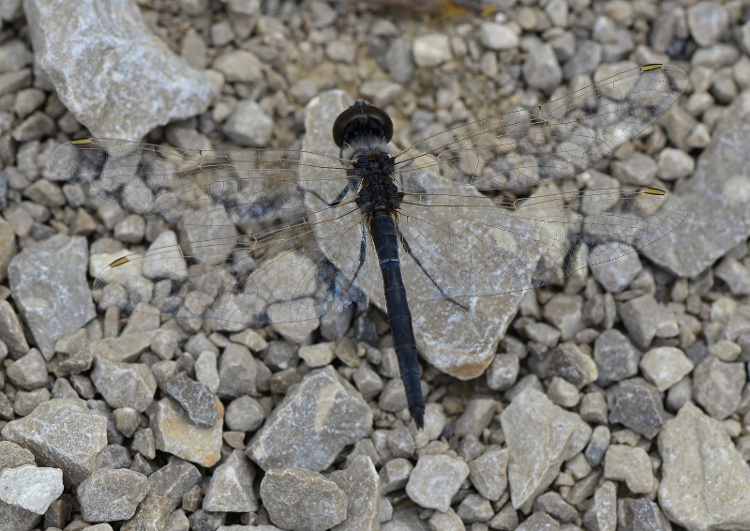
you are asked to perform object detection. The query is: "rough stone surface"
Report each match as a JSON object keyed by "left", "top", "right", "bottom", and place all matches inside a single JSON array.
[
  {"left": 202, "top": 450, "right": 258, "bottom": 513},
  {"left": 77, "top": 468, "right": 148, "bottom": 522},
  {"left": 148, "top": 397, "right": 223, "bottom": 468},
  {"left": 500, "top": 389, "right": 585, "bottom": 512},
  {"left": 329, "top": 455, "right": 380, "bottom": 531},
  {"left": 659, "top": 402, "right": 750, "bottom": 529},
  {"left": 91, "top": 355, "right": 157, "bottom": 412},
  {"left": 607, "top": 378, "right": 665, "bottom": 439},
  {"left": 1, "top": 398, "right": 107, "bottom": 485},
  {"left": 246, "top": 367, "right": 372, "bottom": 471},
  {"left": 0, "top": 465, "right": 63, "bottom": 515},
  {"left": 25, "top": 0, "right": 212, "bottom": 141},
  {"left": 405, "top": 454, "right": 470, "bottom": 512},
  {"left": 7, "top": 234, "right": 95, "bottom": 357},
  {"left": 165, "top": 371, "right": 218, "bottom": 427},
  {"left": 260, "top": 468, "right": 347, "bottom": 531}
]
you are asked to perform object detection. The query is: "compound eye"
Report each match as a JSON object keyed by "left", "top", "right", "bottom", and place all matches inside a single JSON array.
[{"left": 332, "top": 101, "right": 394, "bottom": 147}]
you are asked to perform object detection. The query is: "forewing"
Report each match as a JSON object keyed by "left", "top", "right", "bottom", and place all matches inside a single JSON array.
[{"left": 396, "top": 64, "right": 690, "bottom": 191}]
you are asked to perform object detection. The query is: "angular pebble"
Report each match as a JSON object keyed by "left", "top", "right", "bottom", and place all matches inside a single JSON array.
[
  {"left": 7, "top": 234, "right": 95, "bottom": 357},
  {"left": 25, "top": 0, "right": 212, "bottom": 140},
  {"left": 147, "top": 457, "right": 201, "bottom": 511},
  {"left": 0, "top": 465, "right": 63, "bottom": 515},
  {"left": 607, "top": 378, "right": 664, "bottom": 439},
  {"left": 203, "top": 450, "right": 257, "bottom": 512},
  {"left": 405, "top": 454, "right": 470, "bottom": 512},
  {"left": 469, "top": 447, "right": 508, "bottom": 501},
  {"left": 247, "top": 367, "right": 372, "bottom": 471},
  {"left": 260, "top": 468, "right": 347, "bottom": 531},
  {"left": 165, "top": 371, "right": 218, "bottom": 427},
  {"left": 1, "top": 398, "right": 107, "bottom": 485},
  {"left": 412, "top": 33, "right": 452, "bottom": 67},
  {"left": 693, "top": 357, "right": 744, "bottom": 419},
  {"left": 77, "top": 468, "right": 148, "bottom": 522},
  {"left": 659, "top": 402, "right": 750, "bottom": 528},
  {"left": 91, "top": 356, "right": 157, "bottom": 412},
  {"left": 149, "top": 397, "right": 223, "bottom": 467},
  {"left": 603, "top": 445, "right": 654, "bottom": 494},
  {"left": 594, "top": 329, "right": 640, "bottom": 386},
  {"left": 639, "top": 346, "right": 694, "bottom": 392},
  {"left": 500, "top": 388, "right": 585, "bottom": 512},
  {"left": 329, "top": 455, "right": 380, "bottom": 531}
]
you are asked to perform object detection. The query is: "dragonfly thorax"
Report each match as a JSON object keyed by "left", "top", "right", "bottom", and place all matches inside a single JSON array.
[{"left": 353, "top": 148, "right": 402, "bottom": 215}]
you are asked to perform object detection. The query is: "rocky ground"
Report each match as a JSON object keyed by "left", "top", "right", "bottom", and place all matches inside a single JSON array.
[{"left": 1, "top": 0, "right": 750, "bottom": 530}]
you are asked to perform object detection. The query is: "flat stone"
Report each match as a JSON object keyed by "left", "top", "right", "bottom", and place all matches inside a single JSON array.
[
  {"left": 692, "top": 357, "right": 744, "bottom": 419},
  {"left": 644, "top": 93, "right": 750, "bottom": 277},
  {"left": 165, "top": 371, "right": 218, "bottom": 427},
  {"left": 329, "top": 455, "right": 380, "bottom": 531},
  {"left": 412, "top": 33, "right": 452, "bottom": 67},
  {"left": 659, "top": 402, "right": 750, "bottom": 528},
  {"left": 260, "top": 468, "right": 347, "bottom": 531},
  {"left": 590, "top": 243, "right": 642, "bottom": 293},
  {"left": 148, "top": 397, "right": 223, "bottom": 468},
  {"left": 202, "top": 450, "right": 258, "bottom": 512},
  {"left": 603, "top": 445, "right": 654, "bottom": 494},
  {"left": 7, "top": 234, "right": 96, "bottom": 358},
  {"left": 0, "top": 465, "right": 63, "bottom": 515},
  {"left": 25, "top": 0, "right": 212, "bottom": 141},
  {"left": 77, "top": 468, "right": 148, "bottom": 522},
  {"left": 146, "top": 457, "right": 201, "bottom": 511},
  {"left": 223, "top": 99, "right": 274, "bottom": 147},
  {"left": 1, "top": 398, "right": 107, "bottom": 485},
  {"left": 639, "top": 346, "right": 694, "bottom": 391},
  {"left": 6, "top": 349, "right": 47, "bottom": 389},
  {"left": 91, "top": 356, "right": 157, "bottom": 412},
  {"left": 405, "top": 454, "right": 470, "bottom": 512},
  {"left": 607, "top": 378, "right": 664, "bottom": 439},
  {"left": 618, "top": 294, "right": 659, "bottom": 349},
  {"left": 246, "top": 367, "right": 372, "bottom": 471},
  {"left": 500, "top": 388, "right": 585, "bottom": 512},
  {"left": 469, "top": 447, "right": 508, "bottom": 501}
]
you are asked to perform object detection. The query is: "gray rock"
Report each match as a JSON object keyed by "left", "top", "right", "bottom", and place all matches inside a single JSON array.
[
  {"left": 657, "top": 148, "right": 695, "bottom": 180},
  {"left": 500, "top": 389, "right": 585, "bottom": 512},
  {"left": 516, "top": 511, "right": 559, "bottom": 530},
  {"left": 523, "top": 44, "right": 563, "bottom": 92},
  {"left": 687, "top": 1, "right": 729, "bottom": 46},
  {"left": 91, "top": 356, "right": 157, "bottom": 412},
  {"left": 585, "top": 425, "right": 610, "bottom": 466},
  {"left": 77, "top": 468, "right": 148, "bottom": 522},
  {"left": 223, "top": 99, "right": 274, "bottom": 147},
  {"left": 543, "top": 294, "right": 584, "bottom": 340},
  {"left": 225, "top": 395, "right": 265, "bottom": 432},
  {"left": 693, "top": 357, "right": 744, "bottom": 419},
  {"left": 594, "top": 329, "right": 640, "bottom": 386},
  {"left": 260, "top": 468, "right": 347, "bottom": 531},
  {"left": 149, "top": 397, "right": 223, "bottom": 467},
  {"left": 165, "top": 371, "right": 218, "bottom": 427},
  {"left": 639, "top": 346, "right": 694, "bottom": 392},
  {"left": 247, "top": 367, "right": 371, "bottom": 471},
  {"left": 549, "top": 342, "right": 598, "bottom": 388},
  {"left": 405, "top": 454, "right": 470, "bottom": 512},
  {"left": 659, "top": 402, "right": 750, "bottom": 528},
  {"left": 0, "top": 39, "right": 32, "bottom": 72},
  {"left": 329, "top": 455, "right": 380, "bottom": 531},
  {"left": 194, "top": 350, "right": 220, "bottom": 393},
  {"left": 412, "top": 33, "right": 452, "bottom": 67},
  {"left": 25, "top": 0, "right": 212, "bottom": 141},
  {"left": 486, "top": 353, "right": 520, "bottom": 391},
  {"left": 385, "top": 39, "right": 413, "bottom": 84},
  {"left": 590, "top": 243, "right": 642, "bottom": 293},
  {"left": 457, "top": 493, "right": 494, "bottom": 523},
  {"left": 8, "top": 234, "right": 96, "bottom": 358},
  {"left": 582, "top": 481, "right": 616, "bottom": 531},
  {"left": 618, "top": 294, "right": 659, "bottom": 349},
  {"left": 488, "top": 503, "right": 519, "bottom": 530},
  {"left": 533, "top": 491, "right": 577, "bottom": 523},
  {"left": 429, "top": 508, "right": 464, "bottom": 530},
  {"left": 0, "top": 465, "right": 63, "bottom": 514},
  {"left": 1, "top": 398, "right": 107, "bottom": 485},
  {"left": 453, "top": 398, "right": 497, "bottom": 437},
  {"left": 120, "top": 492, "right": 171, "bottom": 531},
  {"left": 606, "top": 378, "right": 664, "bottom": 439},
  {"left": 99, "top": 444, "right": 132, "bottom": 469},
  {"left": 618, "top": 497, "right": 671, "bottom": 530},
  {"left": 380, "top": 457, "right": 413, "bottom": 494},
  {"left": 469, "top": 447, "right": 508, "bottom": 501},
  {"left": 644, "top": 93, "right": 750, "bottom": 277},
  {"left": 217, "top": 343, "right": 257, "bottom": 398},
  {"left": 603, "top": 445, "right": 654, "bottom": 494},
  {"left": 716, "top": 257, "right": 750, "bottom": 295},
  {"left": 147, "top": 457, "right": 201, "bottom": 511},
  {"left": 6, "top": 349, "right": 47, "bottom": 389},
  {"left": 0, "top": 500, "right": 40, "bottom": 531},
  {"left": 0, "top": 441, "right": 35, "bottom": 469},
  {"left": 212, "top": 49, "right": 263, "bottom": 83},
  {"left": 203, "top": 450, "right": 258, "bottom": 512},
  {"left": 480, "top": 22, "right": 519, "bottom": 51}
]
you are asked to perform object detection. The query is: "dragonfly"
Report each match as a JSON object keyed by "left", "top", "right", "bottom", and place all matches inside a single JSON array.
[{"left": 51, "top": 64, "right": 689, "bottom": 428}]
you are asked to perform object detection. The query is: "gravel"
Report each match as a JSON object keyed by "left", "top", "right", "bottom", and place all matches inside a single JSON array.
[{"left": 1, "top": 0, "right": 750, "bottom": 528}]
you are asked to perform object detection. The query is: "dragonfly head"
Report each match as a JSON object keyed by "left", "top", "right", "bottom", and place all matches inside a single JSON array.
[{"left": 332, "top": 100, "right": 394, "bottom": 150}]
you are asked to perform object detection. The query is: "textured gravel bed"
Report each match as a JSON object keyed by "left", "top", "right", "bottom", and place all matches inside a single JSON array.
[{"left": 2, "top": 0, "right": 750, "bottom": 530}]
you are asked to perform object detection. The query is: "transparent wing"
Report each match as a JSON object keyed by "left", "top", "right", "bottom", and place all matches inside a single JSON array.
[
  {"left": 50, "top": 64, "right": 688, "bottom": 328},
  {"left": 395, "top": 64, "right": 690, "bottom": 191}
]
